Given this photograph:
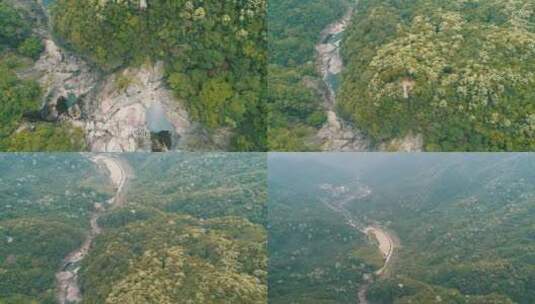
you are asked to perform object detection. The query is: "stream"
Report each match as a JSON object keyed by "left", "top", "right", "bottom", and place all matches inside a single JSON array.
[
  {"left": 55, "top": 155, "right": 130, "bottom": 304},
  {"left": 315, "top": 3, "right": 370, "bottom": 151}
]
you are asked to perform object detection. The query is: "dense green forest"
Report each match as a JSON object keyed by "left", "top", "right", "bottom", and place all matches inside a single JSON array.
[
  {"left": 78, "top": 153, "right": 267, "bottom": 303},
  {"left": 269, "top": 153, "right": 535, "bottom": 303},
  {"left": 268, "top": 156, "right": 381, "bottom": 303},
  {"left": 0, "top": 2, "right": 85, "bottom": 151},
  {"left": 51, "top": 0, "right": 267, "bottom": 151},
  {"left": 0, "top": 153, "right": 267, "bottom": 303},
  {"left": 268, "top": 0, "right": 348, "bottom": 150},
  {"left": 339, "top": 0, "right": 535, "bottom": 151},
  {"left": 0, "top": 154, "right": 111, "bottom": 303}
]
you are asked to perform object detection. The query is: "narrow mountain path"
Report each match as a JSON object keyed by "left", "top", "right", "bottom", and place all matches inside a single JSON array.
[{"left": 55, "top": 155, "right": 132, "bottom": 304}]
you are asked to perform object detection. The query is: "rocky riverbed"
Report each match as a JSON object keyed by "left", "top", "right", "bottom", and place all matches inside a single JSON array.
[
  {"left": 55, "top": 155, "right": 131, "bottom": 304},
  {"left": 315, "top": 7, "right": 370, "bottom": 151}
]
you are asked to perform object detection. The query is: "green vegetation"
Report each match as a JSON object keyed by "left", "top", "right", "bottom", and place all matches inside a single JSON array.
[
  {"left": 0, "top": 2, "right": 86, "bottom": 152},
  {"left": 268, "top": 0, "right": 348, "bottom": 151},
  {"left": 5, "top": 123, "right": 86, "bottom": 151},
  {"left": 52, "top": 0, "right": 267, "bottom": 151},
  {"left": 355, "top": 154, "right": 535, "bottom": 303},
  {"left": 0, "top": 154, "right": 111, "bottom": 303},
  {"left": 339, "top": 0, "right": 535, "bottom": 151},
  {"left": 81, "top": 215, "right": 266, "bottom": 304},
  {"left": 269, "top": 154, "right": 535, "bottom": 303},
  {"left": 80, "top": 153, "right": 267, "bottom": 303},
  {"left": 268, "top": 157, "right": 379, "bottom": 303},
  {"left": 0, "top": 153, "right": 267, "bottom": 303}
]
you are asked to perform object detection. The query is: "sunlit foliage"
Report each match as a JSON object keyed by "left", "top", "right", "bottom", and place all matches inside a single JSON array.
[{"left": 339, "top": 0, "right": 535, "bottom": 151}]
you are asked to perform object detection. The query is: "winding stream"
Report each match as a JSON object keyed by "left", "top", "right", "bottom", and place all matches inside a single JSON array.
[
  {"left": 55, "top": 155, "right": 130, "bottom": 304},
  {"left": 315, "top": 3, "right": 369, "bottom": 151}
]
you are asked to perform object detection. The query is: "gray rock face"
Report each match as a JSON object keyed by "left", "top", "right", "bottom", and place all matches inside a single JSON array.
[
  {"left": 12, "top": 0, "right": 226, "bottom": 152},
  {"left": 32, "top": 41, "right": 197, "bottom": 152},
  {"left": 379, "top": 133, "right": 423, "bottom": 152},
  {"left": 86, "top": 62, "right": 192, "bottom": 152},
  {"left": 33, "top": 39, "right": 99, "bottom": 123},
  {"left": 317, "top": 111, "right": 369, "bottom": 151}
]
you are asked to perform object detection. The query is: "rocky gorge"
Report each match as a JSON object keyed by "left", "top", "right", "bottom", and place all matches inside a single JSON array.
[
  {"left": 314, "top": 2, "right": 423, "bottom": 152},
  {"left": 14, "top": 0, "right": 226, "bottom": 152}
]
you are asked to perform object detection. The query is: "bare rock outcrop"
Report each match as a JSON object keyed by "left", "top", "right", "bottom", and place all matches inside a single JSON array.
[
  {"left": 86, "top": 62, "right": 191, "bottom": 152},
  {"left": 33, "top": 39, "right": 99, "bottom": 123}
]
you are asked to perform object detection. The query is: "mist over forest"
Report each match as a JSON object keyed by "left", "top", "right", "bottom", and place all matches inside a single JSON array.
[{"left": 269, "top": 153, "right": 535, "bottom": 303}]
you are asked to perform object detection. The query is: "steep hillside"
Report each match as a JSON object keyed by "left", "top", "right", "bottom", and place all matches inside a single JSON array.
[
  {"left": 0, "top": 153, "right": 267, "bottom": 303},
  {"left": 339, "top": 0, "right": 535, "bottom": 151},
  {"left": 79, "top": 153, "right": 267, "bottom": 303},
  {"left": 268, "top": 154, "right": 535, "bottom": 303},
  {"left": 1, "top": 0, "right": 267, "bottom": 151}
]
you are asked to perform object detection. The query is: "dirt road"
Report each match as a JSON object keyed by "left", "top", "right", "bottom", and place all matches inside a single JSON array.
[{"left": 364, "top": 226, "right": 394, "bottom": 275}]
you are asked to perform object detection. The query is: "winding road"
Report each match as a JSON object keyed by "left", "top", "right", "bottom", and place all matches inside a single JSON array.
[
  {"left": 55, "top": 155, "right": 131, "bottom": 304},
  {"left": 364, "top": 227, "right": 394, "bottom": 276}
]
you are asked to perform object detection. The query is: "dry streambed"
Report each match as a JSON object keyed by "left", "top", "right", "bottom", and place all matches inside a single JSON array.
[
  {"left": 315, "top": 5, "right": 370, "bottom": 151},
  {"left": 313, "top": 1, "right": 423, "bottom": 152},
  {"left": 55, "top": 155, "right": 130, "bottom": 304}
]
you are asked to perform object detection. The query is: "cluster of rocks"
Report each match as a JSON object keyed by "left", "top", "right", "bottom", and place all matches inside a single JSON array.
[
  {"left": 314, "top": 6, "right": 423, "bottom": 152},
  {"left": 317, "top": 111, "right": 369, "bottom": 151},
  {"left": 13, "top": 0, "right": 227, "bottom": 152},
  {"left": 314, "top": 8, "right": 371, "bottom": 151},
  {"left": 86, "top": 62, "right": 191, "bottom": 152},
  {"left": 32, "top": 39, "right": 97, "bottom": 124}
]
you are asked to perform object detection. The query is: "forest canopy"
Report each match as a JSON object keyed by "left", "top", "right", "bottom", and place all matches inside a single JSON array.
[
  {"left": 339, "top": 0, "right": 535, "bottom": 151},
  {"left": 51, "top": 0, "right": 267, "bottom": 151},
  {"left": 0, "top": 1, "right": 85, "bottom": 152}
]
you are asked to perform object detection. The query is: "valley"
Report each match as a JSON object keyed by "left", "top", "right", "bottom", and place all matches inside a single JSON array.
[
  {"left": 268, "top": 153, "right": 535, "bottom": 304},
  {"left": 0, "top": 153, "right": 267, "bottom": 303},
  {"left": 56, "top": 155, "right": 130, "bottom": 304}
]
